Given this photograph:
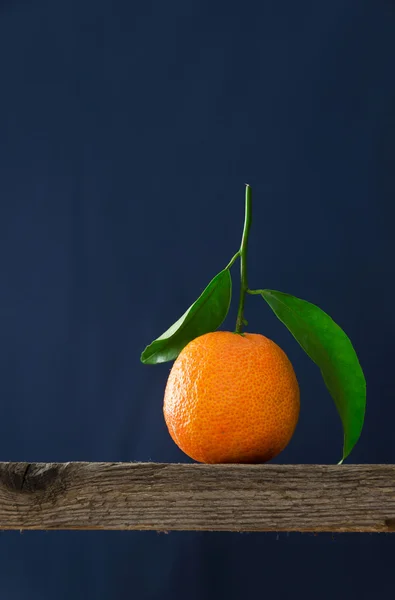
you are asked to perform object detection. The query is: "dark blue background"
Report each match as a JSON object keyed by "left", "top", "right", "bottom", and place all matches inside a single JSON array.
[{"left": 1, "top": 1, "right": 395, "bottom": 598}]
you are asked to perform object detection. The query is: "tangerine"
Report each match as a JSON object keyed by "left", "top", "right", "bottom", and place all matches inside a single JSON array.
[{"left": 163, "top": 330, "right": 300, "bottom": 463}]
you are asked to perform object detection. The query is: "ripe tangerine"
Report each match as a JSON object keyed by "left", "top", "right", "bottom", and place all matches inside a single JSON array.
[{"left": 164, "top": 331, "right": 300, "bottom": 463}]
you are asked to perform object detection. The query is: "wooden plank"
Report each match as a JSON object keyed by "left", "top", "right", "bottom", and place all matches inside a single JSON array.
[{"left": 0, "top": 462, "right": 394, "bottom": 532}]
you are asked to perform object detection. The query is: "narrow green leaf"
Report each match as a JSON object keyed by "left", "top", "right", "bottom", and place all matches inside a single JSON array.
[
  {"left": 141, "top": 269, "right": 232, "bottom": 364},
  {"left": 260, "top": 290, "right": 366, "bottom": 462}
]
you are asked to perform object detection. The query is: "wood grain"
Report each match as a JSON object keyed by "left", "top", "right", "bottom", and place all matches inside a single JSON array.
[{"left": 0, "top": 462, "right": 394, "bottom": 532}]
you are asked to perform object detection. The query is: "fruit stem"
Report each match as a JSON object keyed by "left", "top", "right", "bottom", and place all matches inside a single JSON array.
[{"left": 235, "top": 184, "right": 252, "bottom": 334}]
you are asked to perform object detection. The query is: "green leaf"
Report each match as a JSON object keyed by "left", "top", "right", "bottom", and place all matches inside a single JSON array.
[
  {"left": 141, "top": 269, "right": 232, "bottom": 365},
  {"left": 259, "top": 290, "right": 366, "bottom": 463}
]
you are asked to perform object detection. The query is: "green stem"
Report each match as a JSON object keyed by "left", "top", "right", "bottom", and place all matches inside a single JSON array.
[
  {"left": 235, "top": 184, "right": 252, "bottom": 334},
  {"left": 225, "top": 251, "right": 240, "bottom": 271}
]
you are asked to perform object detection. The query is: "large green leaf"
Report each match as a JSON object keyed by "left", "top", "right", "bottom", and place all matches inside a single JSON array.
[
  {"left": 141, "top": 269, "right": 232, "bottom": 364},
  {"left": 259, "top": 290, "right": 366, "bottom": 462}
]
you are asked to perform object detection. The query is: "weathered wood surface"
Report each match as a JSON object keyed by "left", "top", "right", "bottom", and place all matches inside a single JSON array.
[{"left": 0, "top": 462, "right": 394, "bottom": 532}]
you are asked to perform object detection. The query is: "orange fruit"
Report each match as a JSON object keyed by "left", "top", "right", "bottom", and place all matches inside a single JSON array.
[{"left": 163, "top": 331, "right": 300, "bottom": 463}]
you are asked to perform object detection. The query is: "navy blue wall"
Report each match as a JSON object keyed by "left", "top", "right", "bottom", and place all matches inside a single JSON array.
[{"left": 0, "top": 1, "right": 394, "bottom": 598}]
